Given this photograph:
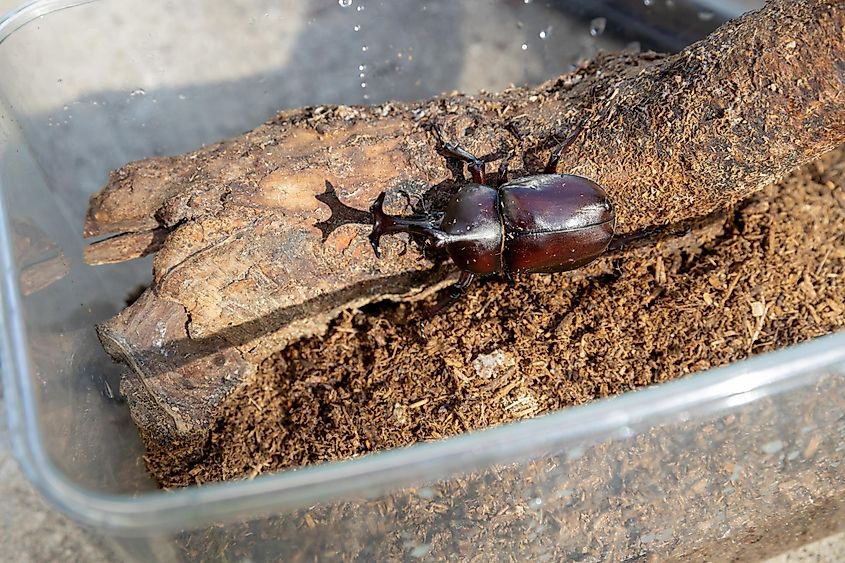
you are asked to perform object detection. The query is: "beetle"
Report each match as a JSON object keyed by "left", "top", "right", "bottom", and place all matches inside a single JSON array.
[{"left": 368, "top": 125, "right": 615, "bottom": 315}]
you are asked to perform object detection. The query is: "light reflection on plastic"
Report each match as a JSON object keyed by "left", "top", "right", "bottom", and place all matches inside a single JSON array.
[{"left": 723, "top": 388, "right": 765, "bottom": 409}]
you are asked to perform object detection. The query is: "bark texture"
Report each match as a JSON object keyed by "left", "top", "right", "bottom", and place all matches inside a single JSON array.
[{"left": 86, "top": 0, "right": 845, "bottom": 459}]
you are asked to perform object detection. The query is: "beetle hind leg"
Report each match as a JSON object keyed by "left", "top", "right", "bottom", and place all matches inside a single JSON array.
[{"left": 607, "top": 227, "right": 662, "bottom": 252}]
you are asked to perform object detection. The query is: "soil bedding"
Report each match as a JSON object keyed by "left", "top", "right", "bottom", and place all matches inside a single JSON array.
[{"left": 145, "top": 145, "right": 845, "bottom": 488}]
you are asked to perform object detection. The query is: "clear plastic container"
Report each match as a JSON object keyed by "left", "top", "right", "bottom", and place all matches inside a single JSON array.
[{"left": 1, "top": 1, "right": 843, "bottom": 561}]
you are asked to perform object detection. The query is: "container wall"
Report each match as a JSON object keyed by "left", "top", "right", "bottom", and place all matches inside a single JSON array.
[
  {"left": 7, "top": 2, "right": 844, "bottom": 563},
  {"left": 118, "top": 349, "right": 845, "bottom": 562}
]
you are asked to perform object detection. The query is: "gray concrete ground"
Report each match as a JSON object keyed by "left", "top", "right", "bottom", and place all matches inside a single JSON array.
[
  {"left": 1, "top": 0, "right": 843, "bottom": 561},
  {"left": 0, "top": 421, "right": 114, "bottom": 561}
]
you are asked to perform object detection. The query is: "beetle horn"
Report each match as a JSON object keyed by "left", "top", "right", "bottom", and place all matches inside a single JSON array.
[{"left": 368, "top": 192, "right": 447, "bottom": 258}]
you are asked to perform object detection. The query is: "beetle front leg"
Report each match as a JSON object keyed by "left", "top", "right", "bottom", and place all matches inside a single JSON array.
[
  {"left": 544, "top": 124, "right": 583, "bottom": 174},
  {"left": 430, "top": 125, "right": 487, "bottom": 185}
]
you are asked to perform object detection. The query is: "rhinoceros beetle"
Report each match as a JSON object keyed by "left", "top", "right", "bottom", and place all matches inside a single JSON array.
[{"left": 368, "top": 125, "right": 616, "bottom": 315}]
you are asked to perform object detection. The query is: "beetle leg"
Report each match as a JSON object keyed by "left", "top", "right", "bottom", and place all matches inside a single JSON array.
[
  {"left": 497, "top": 155, "right": 510, "bottom": 187},
  {"left": 395, "top": 189, "right": 416, "bottom": 209},
  {"left": 503, "top": 269, "right": 516, "bottom": 287},
  {"left": 424, "top": 271, "right": 476, "bottom": 318},
  {"left": 438, "top": 142, "right": 486, "bottom": 185},
  {"left": 607, "top": 227, "right": 661, "bottom": 252},
  {"left": 466, "top": 161, "right": 487, "bottom": 186},
  {"left": 544, "top": 124, "right": 584, "bottom": 174},
  {"left": 430, "top": 124, "right": 487, "bottom": 185}
]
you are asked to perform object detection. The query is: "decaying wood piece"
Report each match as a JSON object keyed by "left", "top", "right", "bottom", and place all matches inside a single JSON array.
[{"left": 87, "top": 0, "right": 845, "bottom": 459}]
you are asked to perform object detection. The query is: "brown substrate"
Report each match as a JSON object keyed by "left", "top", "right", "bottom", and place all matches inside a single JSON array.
[
  {"left": 173, "top": 373, "right": 845, "bottom": 562},
  {"left": 147, "top": 145, "right": 845, "bottom": 488}
]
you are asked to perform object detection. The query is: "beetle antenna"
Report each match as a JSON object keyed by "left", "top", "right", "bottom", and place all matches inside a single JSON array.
[{"left": 369, "top": 192, "right": 448, "bottom": 258}]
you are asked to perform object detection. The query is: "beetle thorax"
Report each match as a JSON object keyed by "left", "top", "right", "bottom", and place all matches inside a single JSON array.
[{"left": 439, "top": 183, "right": 504, "bottom": 275}]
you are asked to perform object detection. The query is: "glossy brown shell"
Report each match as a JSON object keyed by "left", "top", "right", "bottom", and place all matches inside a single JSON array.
[
  {"left": 500, "top": 174, "right": 615, "bottom": 274},
  {"left": 438, "top": 174, "right": 614, "bottom": 276}
]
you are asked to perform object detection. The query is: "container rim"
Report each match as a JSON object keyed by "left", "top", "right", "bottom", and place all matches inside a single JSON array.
[
  {"left": 0, "top": 0, "right": 96, "bottom": 45},
  {"left": 1, "top": 0, "right": 844, "bottom": 537}
]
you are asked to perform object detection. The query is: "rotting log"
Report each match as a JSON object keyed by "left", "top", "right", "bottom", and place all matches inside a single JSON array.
[{"left": 86, "top": 0, "right": 845, "bottom": 463}]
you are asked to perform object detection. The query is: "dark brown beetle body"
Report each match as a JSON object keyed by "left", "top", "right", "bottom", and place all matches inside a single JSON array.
[{"left": 369, "top": 127, "right": 616, "bottom": 315}]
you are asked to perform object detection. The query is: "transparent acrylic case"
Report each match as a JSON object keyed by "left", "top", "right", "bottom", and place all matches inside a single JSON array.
[{"left": 1, "top": 1, "right": 843, "bottom": 561}]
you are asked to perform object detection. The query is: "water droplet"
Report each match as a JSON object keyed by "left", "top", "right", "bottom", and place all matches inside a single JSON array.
[
  {"left": 130, "top": 88, "right": 146, "bottom": 96},
  {"left": 589, "top": 17, "right": 606, "bottom": 37},
  {"left": 356, "top": 5, "right": 365, "bottom": 11},
  {"left": 178, "top": 93, "right": 187, "bottom": 100},
  {"left": 539, "top": 26, "right": 552, "bottom": 40},
  {"left": 697, "top": 10, "right": 714, "bottom": 21},
  {"left": 361, "top": 82, "right": 367, "bottom": 88},
  {"left": 338, "top": 0, "right": 352, "bottom": 7},
  {"left": 361, "top": 45, "right": 368, "bottom": 52},
  {"left": 359, "top": 72, "right": 366, "bottom": 78},
  {"left": 643, "top": 0, "right": 653, "bottom": 5},
  {"left": 363, "top": 93, "right": 370, "bottom": 100},
  {"left": 521, "top": 43, "right": 528, "bottom": 50},
  {"left": 358, "top": 64, "right": 367, "bottom": 71},
  {"left": 523, "top": 0, "right": 532, "bottom": 3},
  {"left": 353, "top": 24, "right": 360, "bottom": 31}
]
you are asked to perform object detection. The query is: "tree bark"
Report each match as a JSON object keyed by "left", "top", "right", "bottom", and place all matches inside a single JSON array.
[{"left": 88, "top": 0, "right": 845, "bottom": 456}]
